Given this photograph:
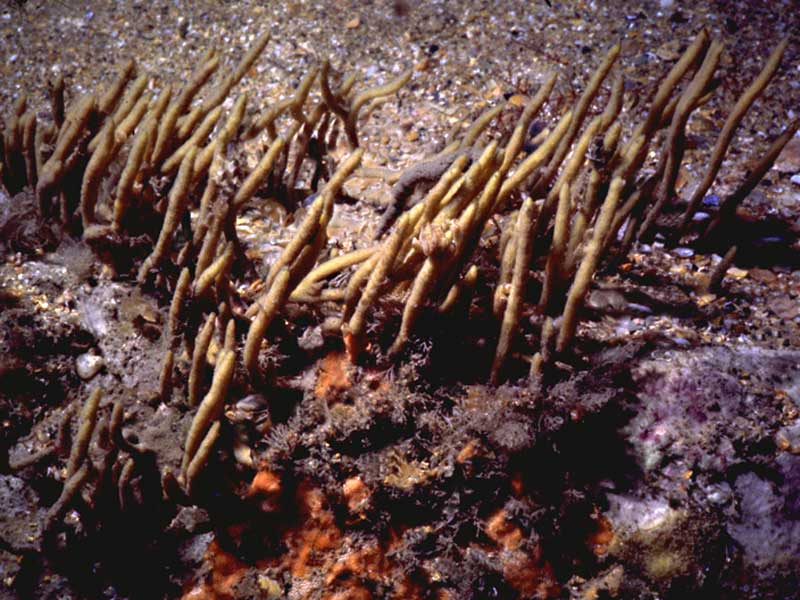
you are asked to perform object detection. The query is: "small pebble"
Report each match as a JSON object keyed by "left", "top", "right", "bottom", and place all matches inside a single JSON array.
[
  {"left": 702, "top": 194, "right": 720, "bottom": 208},
  {"left": 673, "top": 247, "right": 694, "bottom": 258},
  {"left": 790, "top": 174, "right": 800, "bottom": 186},
  {"left": 76, "top": 353, "right": 104, "bottom": 380}
]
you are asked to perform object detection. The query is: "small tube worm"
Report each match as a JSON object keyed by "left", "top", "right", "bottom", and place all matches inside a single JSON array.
[
  {"left": 44, "top": 463, "right": 91, "bottom": 532},
  {"left": 194, "top": 242, "right": 234, "bottom": 299},
  {"left": 702, "top": 245, "right": 738, "bottom": 293},
  {"left": 638, "top": 41, "right": 723, "bottom": 240},
  {"left": 346, "top": 214, "right": 411, "bottom": 358},
  {"left": 291, "top": 246, "right": 376, "bottom": 301},
  {"left": 345, "top": 69, "right": 412, "bottom": 147},
  {"left": 530, "top": 116, "right": 602, "bottom": 242},
  {"left": 530, "top": 43, "right": 620, "bottom": 196},
  {"left": 499, "top": 72, "right": 557, "bottom": 174},
  {"left": 676, "top": 38, "right": 788, "bottom": 235},
  {"left": 703, "top": 119, "right": 799, "bottom": 240},
  {"left": 496, "top": 110, "right": 572, "bottom": 209},
  {"left": 159, "top": 349, "right": 175, "bottom": 404},
  {"left": 37, "top": 94, "right": 97, "bottom": 208},
  {"left": 162, "top": 105, "right": 223, "bottom": 173},
  {"left": 66, "top": 388, "right": 102, "bottom": 478},
  {"left": 113, "top": 118, "right": 155, "bottom": 230},
  {"left": 49, "top": 73, "right": 66, "bottom": 128},
  {"left": 169, "top": 268, "right": 192, "bottom": 337},
  {"left": 193, "top": 93, "right": 248, "bottom": 182},
  {"left": 539, "top": 182, "right": 572, "bottom": 312},
  {"left": 188, "top": 313, "right": 216, "bottom": 407},
  {"left": 138, "top": 147, "right": 197, "bottom": 283},
  {"left": 459, "top": 104, "right": 504, "bottom": 149},
  {"left": 98, "top": 59, "right": 136, "bottom": 116},
  {"left": 557, "top": 177, "right": 624, "bottom": 354},
  {"left": 88, "top": 74, "right": 148, "bottom": 152},
  {"left": 491, "top": 197, "right": 535, "bottom": 383},
  {"left": 232, "top": 137, "right": 285, "bottom": 209},
  {"left": 185, "top": 421, "right": 221, "bottom": 493},
  {"left": 182, "top": 348, "right": 235, "bottom": 476},
  {"left": 439, "top": 263, "right": 478, "bottom": 314},
  {"left": 197, "top": 30, "right": 270, "bottom": 118},
  {"left": 244, "top": 268, "right": 291, "bottom": 376},
  {"left": 80, "top": 118, "right": 116, "bottom": 229},
  {"left": 20, "top": 111, "right": 37, "bottom": 187},
  {"left": 152, "top": 54, "right": 220, "bottom": 164}
]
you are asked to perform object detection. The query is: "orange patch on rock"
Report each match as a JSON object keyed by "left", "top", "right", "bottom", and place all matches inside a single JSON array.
[
  {"left": 316, "top": 351, "right": 352, "bottom": 401},
  {"left": 324, "top": 589, "right": 372, "bottom": 600},
  {"left": 486, "top": 509, "right": 523, "bottom": 551},
  {"left": 342, "top": 476, "right": 370, "bottom": 513},
  {"left": 247, "top": 469, "right": 282, "bottom": 512},
  {"left": 181, "top": 539, "right": 247, "bottom": 600},
  {"left": 510, "top": 471, "right": 524, "bottom": 496},
  {"left": 390, "top": 577, "right": 430, "bottom": 600},
  {"left": 249, "top": 470, "right": 281, "bottom": 497},
  {"left": 343, "top": 330, "right": 359, "bottom": 363},
  {"left": 284, "top": 484, "right": 342, "bottom": 578},
  {"left": 486, "top": 509, "right": 560, "bottom": 598},
  {"left": 502, "top": 547, "right": 560, "bottom": 599},
  {"left": 320, "top": 536, "right": 427, "bottom": 600},
  {"left": 587, "top": 510, "right": 614, "bottom": 557},
  {"left": 188, "top": 475, "right": 430, "bottom": 600},
  {"left": 391, "top": 578, "right": 426, "bottom": 600},
  {"left": 456, "top": 439, "right": 479, "bottom": 463},
  {"left": 325, "top": 542, "right": 385, "bottom": 586},
  {"left": 361, "top": 367, "right": 392, "bottom": 396},
  {"left": 508, "top": 94, "right": 529, "bottom": 107}
]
